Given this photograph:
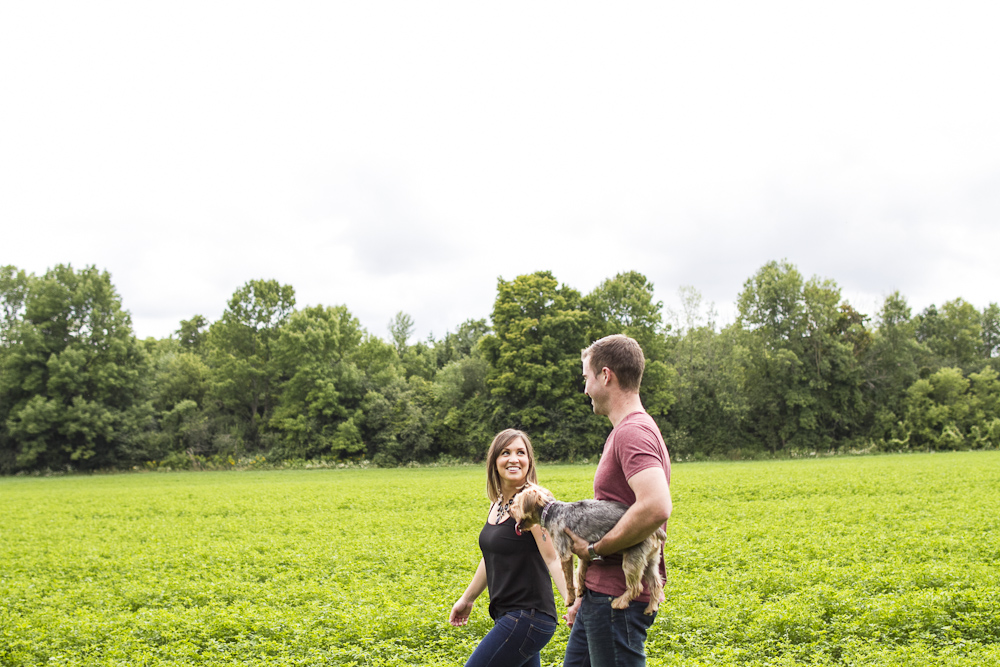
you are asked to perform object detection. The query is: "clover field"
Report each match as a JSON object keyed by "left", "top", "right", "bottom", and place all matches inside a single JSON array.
[{"left": 2, "top": 452, "right": 999, "bottom": 666}]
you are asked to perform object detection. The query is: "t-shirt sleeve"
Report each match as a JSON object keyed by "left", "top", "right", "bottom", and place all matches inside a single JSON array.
[{"left": 614, "top": 421, "right": 665, "bottom": 480}]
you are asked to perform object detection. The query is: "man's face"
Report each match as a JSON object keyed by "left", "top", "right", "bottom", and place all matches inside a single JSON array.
[{"left": 582, "top": 356, "right": 609, "bottom": 416}]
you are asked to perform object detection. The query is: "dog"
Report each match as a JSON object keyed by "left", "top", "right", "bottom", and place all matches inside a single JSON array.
[{"left": 509, "top": 482, "right": 665, "bottom": 615}]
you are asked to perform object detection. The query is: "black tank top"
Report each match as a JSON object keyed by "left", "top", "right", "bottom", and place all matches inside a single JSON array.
[{"left": 479, "top": 517, "right": 557, "bottom": 621}]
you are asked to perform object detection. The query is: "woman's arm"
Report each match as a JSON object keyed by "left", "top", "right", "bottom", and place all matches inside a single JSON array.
[
  {"left": 531, "top": 525, "right": 570, "bottom": 607},
  {"left": 449, "top": 558, "right": 487, "bottom": 626}
]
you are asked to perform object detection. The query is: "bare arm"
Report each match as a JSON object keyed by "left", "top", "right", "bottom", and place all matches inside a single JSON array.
[
  {"left": 449, "top": 558, "right": 487, "bottom": 626},
  {"left": 566, "top": 467, "right": 671, "bottom": 559},
  {"left": 531, "top": 525, "right": 570, "bottom": 607}
]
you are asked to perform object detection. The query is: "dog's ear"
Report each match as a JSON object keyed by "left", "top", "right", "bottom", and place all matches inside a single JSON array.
[
  {"left": 513, "top": 490, "right": 533, "bottom": 519},
  {"left": 535, "top": 487, "right": 554, "bottom": 508},
  {"left": 519, "top": 492, "right": 534, "bottom": 518}
]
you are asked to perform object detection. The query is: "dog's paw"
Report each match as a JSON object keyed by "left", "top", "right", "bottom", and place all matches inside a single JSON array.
[
  {"left": 611, "top": 596, "right": 631, "bottom": 610},
  {"left": 564, "top": 593, "right": 576, "bottom": 607}
]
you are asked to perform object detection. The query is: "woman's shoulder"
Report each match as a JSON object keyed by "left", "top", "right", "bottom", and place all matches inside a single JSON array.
[{"left": 485, "top": 499, "right": 499, "bottom": 525}]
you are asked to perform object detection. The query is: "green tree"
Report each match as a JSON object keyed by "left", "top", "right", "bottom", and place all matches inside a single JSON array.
[
  {"left": 981, "top": 303, "right": 1000, "bottom": 366},
  {"left": 388, "top": 311, "right": 415, "bottom": 356},
  {"left": 0, "top": 265, "right": 146, "bottom": 472},
  {"left": 664, "top": 288, "right": 748, "bottom": 458},
  {"left": 737, "top": 260, "right": 811, "bottom": 453},
  {"left": 430, "top": 321, "right": 492, "bottom": 459},
  {"left": 334, "top": 332, "right": 437, "bottom": 465},
  {"left": 150, "top": 343, "right": 211, "bottom": 412},
  {"left": 268, "top": 305, "right": 366, "bottom": 459},
  {"left": 896, "top": 367, "right": 1000, "bottom": 450},
  {"left": 386, "top": 311, "right": 438, "bottom": 381},
  {"left": 176, "top": 315, "right": 209, "bottom": 354},
  {"left": 400, "top": 339, "right": 438, "bottom": 381},
  {"left": 737, "top": 260, "right": 867, "bottom": 453},
  {"left": 586, "top": 271, "right": 668, "bottom": 356},
  {"left": 480, "top": 271, "right": 600, "bottom": 459},
  {"left": 351, "top": 334, "right": 403, "bottom": 389},
  {"left": 206, "top": 279, "right": 295, "bottom": 451},
  {"left": 915, "top": 299, "right": 983, "bottom": 372},
  {"left": 359, "top": 376, "right": 434, "bottom": 466},
  {"left": 0, "top": 265, "right": 31, "bottom": 346},
  {"left": 864, "top": 292, "right": 925, "bottom": 442},
  {"left": 435, "top": 318, "right": 490, "bottom": 368},
  {"left": 138, "top": 337, "right": 215, "bottom": 461}
]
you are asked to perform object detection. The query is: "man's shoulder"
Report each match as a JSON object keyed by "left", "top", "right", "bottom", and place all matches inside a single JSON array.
[
  {"left": 612, "top": 412, "right": 663, "bottom": 445},
  {"left": 609, "top": 412, "right": 669, "bottom": 480}
]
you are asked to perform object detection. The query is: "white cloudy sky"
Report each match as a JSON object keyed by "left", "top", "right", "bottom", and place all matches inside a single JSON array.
[{"left": 2, "top": 1, "right": 999, "bottom": 341}]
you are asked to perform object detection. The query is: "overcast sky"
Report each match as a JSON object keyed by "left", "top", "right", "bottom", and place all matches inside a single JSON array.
[{"left": 3, "top": 2, "right": 999, "bottom": 342}]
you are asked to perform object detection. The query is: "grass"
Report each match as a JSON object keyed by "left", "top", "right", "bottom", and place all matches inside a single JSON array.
[{"left": 1, "top": 452, "right": 998, "bottom": 666}]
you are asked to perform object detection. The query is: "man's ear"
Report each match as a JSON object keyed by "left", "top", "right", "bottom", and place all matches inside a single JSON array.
[{"left": 602, "top": 367, "right": 614, "bottom": 386}]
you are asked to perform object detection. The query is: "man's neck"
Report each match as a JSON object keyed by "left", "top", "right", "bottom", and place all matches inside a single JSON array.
[{"left": 607, "top": 392, "right": 645, "bottom": 428}]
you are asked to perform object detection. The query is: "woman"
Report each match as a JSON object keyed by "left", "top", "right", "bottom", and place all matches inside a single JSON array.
[{"left": 449, "top": 429, "right": 570, "bottom": 667}]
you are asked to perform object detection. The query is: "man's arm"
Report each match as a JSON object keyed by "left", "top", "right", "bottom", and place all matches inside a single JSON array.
[{"left": 566, "top": 467, "right": 671, "bottom": 559}]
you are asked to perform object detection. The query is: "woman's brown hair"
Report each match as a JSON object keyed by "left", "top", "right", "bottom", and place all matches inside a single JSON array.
[{"left": 485, "top": 428, "right": 538, "bottom": 502}]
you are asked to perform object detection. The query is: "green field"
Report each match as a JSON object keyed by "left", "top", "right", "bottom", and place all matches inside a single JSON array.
[{"left": 2, "top": 452, "right": 999, "bottom": 666}]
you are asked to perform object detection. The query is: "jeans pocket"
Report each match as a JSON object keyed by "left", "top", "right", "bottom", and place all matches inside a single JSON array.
[
  {"left": 518, "top": 620, "right": 556, "bottom": 659},
  {"left": 585, "top": 593, "right": 614, "bottom": 606}
]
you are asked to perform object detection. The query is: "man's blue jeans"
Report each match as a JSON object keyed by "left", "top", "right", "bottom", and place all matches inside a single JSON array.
[
  {"left": 465, "top": 609, "right": 557, "bottom": 667},
  {"left": 563, "top": 589, "right": 657, "bottom": 667}
]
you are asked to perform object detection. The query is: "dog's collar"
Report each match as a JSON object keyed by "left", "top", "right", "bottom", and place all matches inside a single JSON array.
[{"left": 540, "top": 501, "right": 554, "bottom": 527}]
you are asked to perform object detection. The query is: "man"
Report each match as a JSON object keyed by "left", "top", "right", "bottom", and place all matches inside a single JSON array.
[{"left": 563, "top": 334, "right": 672, "bottom": 667}]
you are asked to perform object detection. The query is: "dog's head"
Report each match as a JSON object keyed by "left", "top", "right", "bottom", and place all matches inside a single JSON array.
[{"left": 510, "top": 483, "right": 555, "bottom": 535}]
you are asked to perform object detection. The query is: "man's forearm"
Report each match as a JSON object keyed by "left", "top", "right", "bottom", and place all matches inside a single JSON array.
[
  {"left": 593, "top": 500, "right": 668, "bottom": 555},
  {"left": 593, "top": 466, "right": 672, "bottom": 556}
]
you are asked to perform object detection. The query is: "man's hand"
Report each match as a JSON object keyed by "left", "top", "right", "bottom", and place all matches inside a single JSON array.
[{"left": 564, "top": 527, "right": 591, "bottom": 560}]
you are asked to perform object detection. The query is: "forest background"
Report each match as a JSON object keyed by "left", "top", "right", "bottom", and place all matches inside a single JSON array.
[{"left": 1, "top": 260, "right": 998, "bottom": 475}]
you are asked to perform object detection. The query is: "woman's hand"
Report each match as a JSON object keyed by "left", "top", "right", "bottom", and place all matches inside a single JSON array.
[
  {"left": 451, "top": 559, "right": 486, "bottom": 627},
  {"left": 449, "top": 598, "right": 475, "bottom": 626},
  {"left": 563, "top": 596, "right": 582, "bottom": 627}
]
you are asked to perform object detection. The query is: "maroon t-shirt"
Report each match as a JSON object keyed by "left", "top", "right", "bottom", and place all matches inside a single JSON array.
[{"left": 585, "top": 411, "right": 671, "bottom": 600}]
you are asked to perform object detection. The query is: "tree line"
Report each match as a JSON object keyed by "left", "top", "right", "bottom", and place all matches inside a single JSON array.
[{"left": 1, "top": 261, "right": 998, "bottom": 474}]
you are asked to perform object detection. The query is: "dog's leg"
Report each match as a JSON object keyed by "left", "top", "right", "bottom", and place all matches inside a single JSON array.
[
  {"left": 642, "top": 528, "right": 667, "bottom": 616},
  {"left": 575, "top": 557, "right": 589, "bottom": 599},
  {"left": 561, "top": 556, "right": 576, "bottom": 607},
  {"left": 642, "top": 547, "right": 664, "bottom": 615},
  {"left": 612, "top": 548, "right": 646, "bottom": 610}
]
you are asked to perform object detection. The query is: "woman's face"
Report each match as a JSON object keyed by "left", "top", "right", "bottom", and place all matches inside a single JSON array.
[{"left": 496, "top": 437, "right": 531, "bottom": 489}]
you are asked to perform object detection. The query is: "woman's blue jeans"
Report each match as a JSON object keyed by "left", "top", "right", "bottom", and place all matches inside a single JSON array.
[
  {"left": 465, "top": 609, "right": 558, "bottom": 667},
  {"left": 563, "top": 589, "right": 657, "bottom": 667}
]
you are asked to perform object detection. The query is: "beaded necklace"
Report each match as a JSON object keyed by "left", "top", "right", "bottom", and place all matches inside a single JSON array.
[{"left": 495, "top": 488, "right": 520, "bottom": 522}]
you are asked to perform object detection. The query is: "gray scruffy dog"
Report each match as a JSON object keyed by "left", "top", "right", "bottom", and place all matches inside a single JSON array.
[{"left": 510, "top": 482, "right": 665, "bottom": 614}]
